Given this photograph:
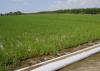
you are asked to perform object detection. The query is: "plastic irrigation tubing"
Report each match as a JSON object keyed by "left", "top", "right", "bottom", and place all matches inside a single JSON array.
[{"left": 31, "top": 46, "right": 100, "bottom": 71}]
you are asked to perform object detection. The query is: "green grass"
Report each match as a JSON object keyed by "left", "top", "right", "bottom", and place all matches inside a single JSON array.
[{"left": 0, "top": 14, "right": 100, "bottom": 70}]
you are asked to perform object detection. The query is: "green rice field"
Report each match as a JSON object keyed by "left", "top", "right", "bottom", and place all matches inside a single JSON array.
[{"left": 0, "top": 14, "right": 100, "bottom": 70}]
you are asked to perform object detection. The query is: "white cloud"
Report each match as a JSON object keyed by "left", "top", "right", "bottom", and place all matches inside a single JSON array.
[{"left": 48, "top": 0, "right": 100, "bottom": 10}]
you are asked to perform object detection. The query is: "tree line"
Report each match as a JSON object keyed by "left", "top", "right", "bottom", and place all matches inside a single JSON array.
[
  {"left": 0, "top": 8, "right": 100, "bottom": 16},
  {"left": 0, "top": 11, "right": 24, "bottom": 16},
  {"left": 37, "top": 8, "right": 100, "bottom": 14}
]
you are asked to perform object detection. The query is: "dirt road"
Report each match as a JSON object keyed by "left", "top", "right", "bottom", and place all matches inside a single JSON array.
[{"left": 58, "top": 53, "right": 100, "bottom": 71}]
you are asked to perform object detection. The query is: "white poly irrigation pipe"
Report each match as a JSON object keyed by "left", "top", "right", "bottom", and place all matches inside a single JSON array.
[
  {"left": 31, "top": 46, "right": 100, "bottom": 71},
  {"left": 16, "top": 43, "right": 100, "bottom": 71}
]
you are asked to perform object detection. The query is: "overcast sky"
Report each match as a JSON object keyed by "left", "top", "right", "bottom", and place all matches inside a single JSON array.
[{"left": 0, "top": 0, "right": 100, "bottom": 13}]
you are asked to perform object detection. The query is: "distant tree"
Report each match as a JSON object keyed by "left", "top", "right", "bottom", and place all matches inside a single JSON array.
[
  {"left": 14, "top": 11, "right": 22, "bottom": 15},
  {"left": 37, "top": 8, "right": 100, "bottom": 14},
  {"left": 1, "top": 8, "right": 100, "bottom": 16},
  {"left": 0, "top": 13, "right": 4, "bottom": 16},
  {"left": 4, "top": 11, "right": 23, "bottom": 16}
]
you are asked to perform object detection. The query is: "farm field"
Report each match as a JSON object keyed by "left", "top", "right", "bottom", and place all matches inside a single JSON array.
[{"left": 0, "top": 14, "right": 100, "bottom": 70}]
